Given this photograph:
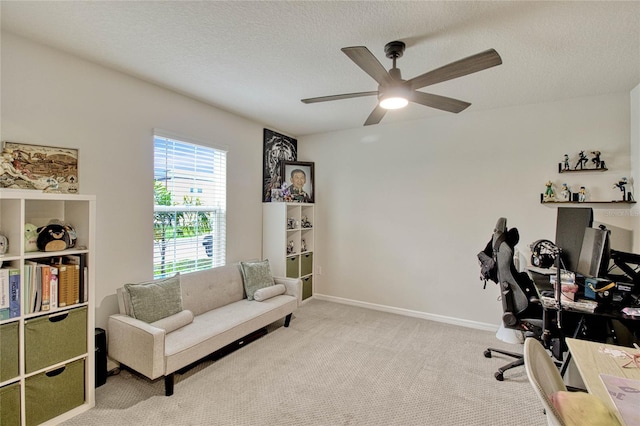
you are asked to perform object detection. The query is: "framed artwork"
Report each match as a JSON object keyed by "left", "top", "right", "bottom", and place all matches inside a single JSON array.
[
  {"left": 280, "top": 161, "right": 314, "bottom": 203},
  {"left": 262, "top": 129, "right": 297, "bottom": 202},
  {"left": 1, "top": 141, "right": 79, "bottom": 193}
]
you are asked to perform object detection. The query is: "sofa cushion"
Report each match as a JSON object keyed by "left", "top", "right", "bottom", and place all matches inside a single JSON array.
[
  {"left": 151, "top": 309, "right": 194, "bottom": 333},
  {"left": 240, "top": 260, "right": 275, "bottom": 301},
  {"left": 124, "top": 274, "right": 183, "bottom": 323},
  {"left": 253, "top": 284, "right": 286, "bottom": 302}
]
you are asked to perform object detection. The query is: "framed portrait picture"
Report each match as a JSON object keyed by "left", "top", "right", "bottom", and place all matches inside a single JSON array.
[
  {"left": 281, "top": 161, "right": 314, "bottom": 203},
  {"left": 262, "top": 129, "right": 297, "bottom": 202},
  {"left": 1, "top": 141, "right": 79, "bottom": 193}
]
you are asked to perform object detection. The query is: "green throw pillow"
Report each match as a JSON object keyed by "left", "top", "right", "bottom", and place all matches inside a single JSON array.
[
  {"left": 124, "top": 273, "right": 183, "bottom": 323},
  {"left": 240, "top": 260, "right": 275, "bottom": 301}
]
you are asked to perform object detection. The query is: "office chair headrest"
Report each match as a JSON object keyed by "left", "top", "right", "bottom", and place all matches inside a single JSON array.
[{"left": 506, "top": 228, "right": 520, "bottom": 247}]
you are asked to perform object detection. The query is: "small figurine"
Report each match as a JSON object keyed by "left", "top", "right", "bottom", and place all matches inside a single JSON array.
[
  {"left": 591, "top": 151, "right": 603, "bottom": 169},
  {"left": 574, "top": 151, "right": 588, "bottom": 170},
  {"left": 287, "top": 218, "right": 296, "bottom": 230},
  {"left": 563, "top": 154, "right": 570, "bottom": 171},
  {"left": 613, "top": 177, "right": 628, "bottom": 201},
  {"left": 559, "top": 183, "right": 571, "bottom": 201},
  {"left": 543, "top": 180, "right": 555, "bottom": 201},
  {"left": 287, "top": 240, "right": 295, "bottom": 255},
  {"left": 0, "top": 233, "right": 7, "bottom": 255},
  {"left": 301, "top": 239, "right": 306, "bottom": 252},
  {"left": 578, "top": 186, "right": 586, "bottom": 202},
  {"left": 301, "top": 216, "right": 312, "bottom": 228}
]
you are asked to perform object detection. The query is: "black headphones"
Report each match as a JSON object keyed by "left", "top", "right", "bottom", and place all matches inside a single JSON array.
[{"left": 530, "top": 239, "right": 558, "bottom": 268}]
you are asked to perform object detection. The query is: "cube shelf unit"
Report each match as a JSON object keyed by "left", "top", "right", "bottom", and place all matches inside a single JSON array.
[
  {"left": 262, "top": 202, "right": 314, "bottom": 301},
  {"left": 0, "top": 189, "right": 95, "bottom": 426}
]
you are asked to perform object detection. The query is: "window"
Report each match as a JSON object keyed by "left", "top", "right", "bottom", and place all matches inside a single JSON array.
[{"left": 153, "top": 132, "right": 226, "bottom": 277}]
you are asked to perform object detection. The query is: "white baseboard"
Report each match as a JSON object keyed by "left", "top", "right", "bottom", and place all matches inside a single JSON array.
[{"left": 312, "top": 293, "right": 499, "bottom": 332}]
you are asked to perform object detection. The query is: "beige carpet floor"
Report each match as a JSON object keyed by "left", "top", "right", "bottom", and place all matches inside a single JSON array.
[{"left": 63, "top": 299, "right": 546, "bottom": 425}]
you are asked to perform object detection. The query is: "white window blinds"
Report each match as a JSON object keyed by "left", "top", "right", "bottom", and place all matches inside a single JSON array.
[{"left": 153, "top": 133, "right": 226, "bottom": 277}]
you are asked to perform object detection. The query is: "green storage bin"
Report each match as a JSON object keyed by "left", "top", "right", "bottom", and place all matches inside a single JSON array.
[
  {"left": 301, "top": 252, "right": 313, "bottom": 276},
  {"left": 286, "top": 255, "right": 300, "bottom": 278},
  {"left": 302, "top": 276, "right": 313, "bottom": 300},
  {"left": 0, "top": 382, "right": 21, "bottom": 426},
  {"left": 25, "top": 358, "right": 85, "bottom": 426},
  {"left": 0, "top": 321, "right": 20, "bottom": 382},
  {"left": 25, "top": 306, "right": 87, "bottom": 373}
]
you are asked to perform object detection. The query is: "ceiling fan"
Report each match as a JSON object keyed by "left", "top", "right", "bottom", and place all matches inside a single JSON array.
[{"left": 301, "top": 41, "right": 502, "bottom": 126}]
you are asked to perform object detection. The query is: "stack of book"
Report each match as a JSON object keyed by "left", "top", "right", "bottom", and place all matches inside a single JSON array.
[
  {"left": 550, "top": 269, "right": 578, "bottom": 302},
  {"left": 0, "top": 267, "right": 20, "bottom": 320},
  {"left": 23, "top": 255, "right": 87, "bottom": 314}
]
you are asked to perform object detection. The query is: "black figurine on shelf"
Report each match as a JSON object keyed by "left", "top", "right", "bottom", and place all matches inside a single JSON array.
[
  {"left": 574, "top": 151, "right": 589, "bottom": 170},
  {"left": 563, "top": 154, "right": 570, "bottom": 171},
  {"left": 590, "top": 151, "right": 605, "bottom": 169},
  {"left": 614, "top": 177, "right": 628, "bottom": 201}
]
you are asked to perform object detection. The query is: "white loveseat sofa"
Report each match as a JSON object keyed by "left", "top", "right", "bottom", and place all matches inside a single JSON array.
[{"left": 108, "top": 261, "right": 301, "bottom": 396}]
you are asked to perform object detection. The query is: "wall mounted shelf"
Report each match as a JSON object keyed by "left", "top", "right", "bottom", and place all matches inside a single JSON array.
[{"left": 558, "top": 163, "right": 608, "bottom": 173}]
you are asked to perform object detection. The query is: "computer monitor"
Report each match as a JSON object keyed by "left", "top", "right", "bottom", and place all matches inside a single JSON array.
[
  {"left": 555, "top": 207, "right": 593, "bottom": 271},
  {"left": 576, "top": 227, "right": 610, "bottom": 278}
]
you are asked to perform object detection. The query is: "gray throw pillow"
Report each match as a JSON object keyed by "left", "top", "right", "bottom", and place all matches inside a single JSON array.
[
  {"left": 240, "top": 260, "right": 275, "bottom": 300},
  {"left": 124, "top": 273, "right": 183, "bottom": 323}
]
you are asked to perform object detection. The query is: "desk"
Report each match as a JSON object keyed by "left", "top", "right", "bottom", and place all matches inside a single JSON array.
[{"left": 566, "top": 338, "right": 640, "bottom": 425}]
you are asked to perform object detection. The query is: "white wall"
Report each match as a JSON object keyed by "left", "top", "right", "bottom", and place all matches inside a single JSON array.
[
  {"left": 1, "top": 33, "right": 277, "bottom": 329},
  {"left": 2, "top": 33, "right": 635, "bottom": 332},
  {"left": 300, "top": 93, "right": 633, "bottom": 327}
]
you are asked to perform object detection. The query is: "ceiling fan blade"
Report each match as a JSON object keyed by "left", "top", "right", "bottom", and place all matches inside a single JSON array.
[
  {"left": 407, "top": 49, "right": 502, "bottom": 90},
  {"left": 410, "top": 91, "right": 471, "bottom": 113},
  {"left": 301, "top": 91, "right": 378, "bottom": 104},
  {"left": 364, "top": 105, "right": 387, "bottom": 126},
  {"left": 342, "top": 46, "right": 393, "bottom": 86}
]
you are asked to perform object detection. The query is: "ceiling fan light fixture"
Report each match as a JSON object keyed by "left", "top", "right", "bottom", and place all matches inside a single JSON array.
[
  {"left": 379, "top": 96, "right": 409, "bottom": 109},
  {"left": 378, "top": 85, "right": 410, "bottom": 109}
]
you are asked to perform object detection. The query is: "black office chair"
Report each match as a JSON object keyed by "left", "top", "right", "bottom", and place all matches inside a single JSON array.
[{"left": 483, "top": 218, "right": 544, "bottom": 381}]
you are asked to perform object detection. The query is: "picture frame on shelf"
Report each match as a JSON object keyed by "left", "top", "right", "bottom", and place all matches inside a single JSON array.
[
  {"left": 1, "top": 141, "right": 79, "bottom": 193},
  {"left": 262, "top": 129, "right": 297, "bottom": 202},
  {"left": 281, "top": 161, "right": 314, "bottom": 203}
]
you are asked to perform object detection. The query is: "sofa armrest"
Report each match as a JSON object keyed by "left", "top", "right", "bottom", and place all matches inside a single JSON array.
[
  {"left": 108, "top": 314, "right": 166, "bottom": 380},
  {"left": 274, "top": 276, "right": 302, "bottom": 306}
]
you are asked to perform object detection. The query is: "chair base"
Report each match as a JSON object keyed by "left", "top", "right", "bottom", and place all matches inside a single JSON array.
[{"left": 484, "top": 347, "right": 524, "bottom": 381}]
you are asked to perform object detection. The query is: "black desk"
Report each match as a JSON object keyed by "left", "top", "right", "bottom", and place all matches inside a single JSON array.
[{"left": 528, "top": 268, "right": 640, "bottom": 346}]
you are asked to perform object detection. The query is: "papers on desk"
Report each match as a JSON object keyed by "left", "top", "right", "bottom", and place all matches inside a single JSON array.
[
  {"left": 600, "top": 374, "right": 640, "bottom": 426},
  {"left": 540, "top": 296, "right": 598, "bottom": 313},
  {"left": 622, "top": 307, "right": 640, "bottom": 317}
]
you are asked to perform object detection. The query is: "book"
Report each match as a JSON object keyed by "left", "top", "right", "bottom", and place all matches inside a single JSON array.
[
  {"left": 600, "top": 374, "right": 640, "bottom": 425},
  {"left": 8, "top": 268, "right": 20, "bottom": 318},
  {"left": 49, "top": 267, "right": 58, "bottom": 310},
  {"left": 0, "top": 268, "right": 9, "bottom": 310},
  {"left": 40, "top": 264, "right": 51, "bottom": 311},
  {"left": 0, "top": 308, "right": 9, "bottom": 320},
  {"left": 56, "top": 264, "right": 70, "bottom": 307},
  {"left": 65, "top": 254, "right": 86, "bottom": 303}
]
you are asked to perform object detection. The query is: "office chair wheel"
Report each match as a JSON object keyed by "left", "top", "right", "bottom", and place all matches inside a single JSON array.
[
  {"left": 495, "top": 372, "right": 504, "bottom": 381},
  {"left": 484, "top": 349, "right": 492, "bottom": 358}
]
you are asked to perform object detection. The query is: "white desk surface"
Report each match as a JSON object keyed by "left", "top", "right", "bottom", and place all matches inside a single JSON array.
[{"left": 566, "top": 338, "right": 640, "bottom": 425}]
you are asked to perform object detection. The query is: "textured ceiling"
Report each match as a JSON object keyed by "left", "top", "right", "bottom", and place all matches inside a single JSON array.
[{"left": 2, "top": 1, "right": 639, "bottom": 137}]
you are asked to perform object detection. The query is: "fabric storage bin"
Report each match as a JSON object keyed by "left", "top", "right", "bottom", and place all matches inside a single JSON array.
[
  {"left": 286, "top": 255, "right": 299, "bottom": 278},
  {"left": 25, "top": 358, "right": 85, "bottom": 426},
  {"left": 302, "top": 276, "right": 312, "bottom": 300},
  {"left": 301, "top": 252, "right": 313, "bottom": 276},
  {"left": 0, "top": 321, "right": 20, "bottom": 382},
  {"left": 0, "top": 382, "right": 21, "bottom": 426},
  {"left": 25, "top": 306, "right": 87, "bottom": 373}
]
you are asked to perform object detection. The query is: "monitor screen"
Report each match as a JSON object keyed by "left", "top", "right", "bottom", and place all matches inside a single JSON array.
[
  {"left": 555, "top": 207, "right": 593, "bottom": 271},
  {"left": 576, "top": 227, "right": 609, "bottom": 278}
]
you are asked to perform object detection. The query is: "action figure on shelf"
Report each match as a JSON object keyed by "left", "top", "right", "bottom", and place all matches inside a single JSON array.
[
  {"left": 563, "top": 154, "right": 570, "bottom": 171},
  {"left": 301, "top": 216, "right": 312, "bottom": 228},
  {"left": 559, "top": 183, "right": 571, "bottom": 201},
  {"left": 301, "top": 239, "right": 306, "bottom": 252},
  {"left": 287, "top": 240, "right": 295, "bottom": 255},
  {"left": 614, "top": 177, "right": 628, "bottom": 201},
  {"left": 543, "top": 180, "right": 555, "bottom": 201},
  {"left": 578, "top": 186, "right": 587, "bottom": 202},
  {"left": 591, "top": 151, "right": 603, "bottom": 169},
  {"left": 574, "top": 151, "right": 589, "bottom": 170}
]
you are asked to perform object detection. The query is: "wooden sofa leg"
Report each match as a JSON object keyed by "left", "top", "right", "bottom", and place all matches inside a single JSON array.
[
  {"left": 284, "top": 313, "right": 292, "bottom": 327},
  {"left": 165, "top": 373, "right": 174, "bottom": 396}
]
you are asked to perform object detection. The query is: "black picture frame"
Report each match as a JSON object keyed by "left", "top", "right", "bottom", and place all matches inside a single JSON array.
[
  {"left": 262, "top": 129, "right": 297, "bottom": 202},
  {"left": 281, "top": 161, "right": 314, "bottom": 203}
]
